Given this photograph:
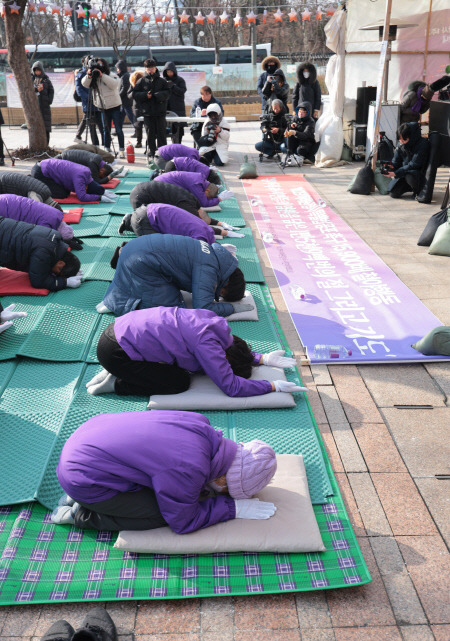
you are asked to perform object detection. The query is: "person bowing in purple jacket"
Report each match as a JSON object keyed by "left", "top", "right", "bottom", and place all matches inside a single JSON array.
[
  {"left": 52, "top": 410, "right": 277, "bottom": 532},
  {"left": 154, "top": 171, "right": 234, "bottom": 210},
  {"left": 85, "top": 306, "right": 305, "bottom": 398}
]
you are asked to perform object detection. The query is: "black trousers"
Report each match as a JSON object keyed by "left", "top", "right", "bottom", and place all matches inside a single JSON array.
[
  {"left": 389, "top": 173, "right": 422, "bottom": 199},
  {"left": 97, "top": 323, "right": 191, "bottom": 396},
  {"left": 75, "top": 487, "right": 167, "bottom": 531},
  {"left": 191, "top": 127, "right": 202, "bottom": 147},
  {"left": 31, "top": 164, "right": 70, "bottom": 199},
  {"left": 144, "top": 115, "right": 167, "bottom": 157},
  {"left": 77, "top": 111, "right": 104, "bottom": 146}
]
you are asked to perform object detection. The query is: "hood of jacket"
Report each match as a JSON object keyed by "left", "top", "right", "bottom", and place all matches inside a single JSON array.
[
  {"left": 116, "top": 60, "right": 128, "bottom": 76},
  {"left": 273, "top": 68, "right": 286, "bottom": 81},
  {"left": 31, "top": 61, "right": 46, "bottom": 76},
  {"left": 296, "top": 62, "right": 317, "bottom": 84},
  {"left": 163, "top": 61, "right": 178, "bottom": 78},
  {"left": 296, "top": 101, "right": 313, "bottom": 118},
  {"left": 407, "top": 80, "right": 426, "bottom": 92},
  {"left": 403, "top": 122, "right": 423, "bottom": 148},
  {"left": 261, "top": 55, "right": 281, "bottom": 71}
]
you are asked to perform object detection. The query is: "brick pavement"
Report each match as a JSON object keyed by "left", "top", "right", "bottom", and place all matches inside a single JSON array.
[{"left": 0, "top": 122, "right": 448, "bottom": 640}]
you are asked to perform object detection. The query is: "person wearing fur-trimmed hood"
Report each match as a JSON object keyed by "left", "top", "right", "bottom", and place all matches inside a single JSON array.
[
  {"left": 257, "top": 56, "right": 281, "bottom": 112},
  {"left": 292, "top": 62, "right": 321, "bottom": 119}
]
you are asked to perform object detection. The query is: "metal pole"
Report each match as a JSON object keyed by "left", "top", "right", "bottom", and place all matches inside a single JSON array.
[{"left": 371, "top": 0, "right": 392, "bottom": 173}]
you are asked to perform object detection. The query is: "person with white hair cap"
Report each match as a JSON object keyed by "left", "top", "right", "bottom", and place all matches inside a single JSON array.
[{"left": 198, "top": 103, "right": 231, "bottom": 166}]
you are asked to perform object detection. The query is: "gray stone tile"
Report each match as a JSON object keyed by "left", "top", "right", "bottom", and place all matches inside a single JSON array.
[
  {"left": 358, "top": 365, "right": 446, "bottom": 408},
  {"left": 295, "top": 591, "right": 332, "bottom": 629},
  {"left": 370, "top": 537, "right": 427, "bottom": 625},
  {"left": 317, "top": 386, "right": 348, "bottom": 425},
  {"left": 310, "top": 365, "right": 333, "bottom": 386},
  {"left": 381, "top": 408, "right": 450, "bottom": 477},
  {"left": 201, "top": 597, "right": 233, "bottom": 633},
  {"left": 399, "top": 626, "right": 435, "bottom": 641},
  {"left": 348, "top": 473, "right": 392, "bottom": 536},
  {"left": 329, "top": 422, "right": 367, "bottom": 472},
  {"left": 425, "top": 362, "right": 450, "bottom": 404},
  {"left": 416, "top": 478, "right": 450, "bottom": 547}
]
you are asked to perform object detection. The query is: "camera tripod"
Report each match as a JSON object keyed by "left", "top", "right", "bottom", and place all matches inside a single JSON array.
[{"left": 83, "top": 71, "right": 118, "bottom": 158}]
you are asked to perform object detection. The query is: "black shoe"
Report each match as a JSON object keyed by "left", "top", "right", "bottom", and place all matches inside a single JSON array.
[
  {"left": 118, "top": 213, "right": 131, "bottom": 234},
  {"left": 131, "top": 132, "right": 138, "bottom": 138},
  {"left": 72, "top": 607, "right": 117, "bottom": 641},
  {"left": 110, "top": 246, "right": 121, "bottom": 269},
  {"left": 0, "top": 158, "right": 5, "bottom": 166},
  {"left": 135, "top": 142, "right": 142, "bottom": 148},
  {"left": 41, "top": 619, "right": 74, "bottom": 641}
]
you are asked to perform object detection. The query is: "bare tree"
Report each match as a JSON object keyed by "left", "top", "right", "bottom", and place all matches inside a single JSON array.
[
  {"left": 89, "top": 0, "right": 151, "bottom": 57},
  {"left": 4, "top": 0, "right": 48, "bottom": 151}
]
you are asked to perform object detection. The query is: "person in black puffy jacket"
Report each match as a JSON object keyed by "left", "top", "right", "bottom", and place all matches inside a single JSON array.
[
  {"left": 292, "top": 62, "right": 321, "bottom": 119},
  {"left": 284, "top": 101, "right": 318, "bottom": 164},
  {"left": 386, "top": 122, "right": 430, "bottom": 199},
  {"left": 0, "top": 217, "right": 81, "bottom": 290},
  {"left": 0, "top": 172, "right": 61, "bottom": 210},
  {"left": 115, "top": 60, "right": 135, "bottom": 130},
  {"left": 262, "top": 69, "right": 289, "bottom": 112},
  {"left": 163, "top": 61, "right": 187, "bottom": 144}
]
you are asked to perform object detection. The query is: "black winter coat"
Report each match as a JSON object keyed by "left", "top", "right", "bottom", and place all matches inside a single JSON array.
[
  {"left": 189, "top": 96, "right": 224, "bottom": 132},
  {"left": 116, "top": 60, "right": 133, "bottom": 109},
  {"left": 292, "top": 62, "right": 321, "bottom": 113},
  {"left": 391, "top": 122, "right": 430, "bottom": 188},
  {"left": 59, "top": 149, "right": 105, "bottom": 184},
  {"left": 262, "top": 70, "right": 289, "bottom": 111},
  {"left": 130, "top": 180, "right": 200, "bottom": 216},
  {"left": 260, "top": 107, "right": 288, "bottom": 144},
  {"left": 31, "top": 61, "right": 54, "bottom": 131},
  {"left": 132, "top": 70, "right": 170, "bottom": 117},
  {"left": 287, "top": 101, "right": 316, "bottom": 144},
  {"left": 0, "top": 172, "right": 51, "bottom": 202},
  {"left": 0, "top": 217, "right": 68, "bottom": 290},
  {"left": 163, "top": 62, "right": 187, "bottom": 116}
]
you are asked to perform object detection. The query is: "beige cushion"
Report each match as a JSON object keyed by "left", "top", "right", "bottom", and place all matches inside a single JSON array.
[
  {"left": 181, "top": 290, "right": 259, "bottom": 321},
  {"left": 114, "top": 454, "right": 326, "bottom": 554},
  {"left": 147, "top": 365, "right": 296, "bottom": 410}
]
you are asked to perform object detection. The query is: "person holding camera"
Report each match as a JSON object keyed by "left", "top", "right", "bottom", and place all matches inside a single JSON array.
[
  {"left": 82, "top": 58, "right": 125, "bottom": 158},
  {"left": 163, "top": 61, "right": 187, "bottom": 144},
  {"left": 190, "top": 86, "right": 224, "bottom": 147},
  {"left": 74, "top": 56, "right": 105, "bottom": 146},
  {"left": 130, "top": 59, "right": 170, "bottom": 161},
  {"left": 255, "top": 99, "right": 288, "bottom": 159},
  {"left": 257, "top": 55, "right": 282, "bottom": 112},
  {"left": 262, "top": 69, "right": 289, "bottom": 112},
  {"left": 31, "top": 61, "right": 54, "bottom": 145},
  {"left": 283, "top": 101, "right": 317, "bottom": 166},
  {"left": 198, "top": 103, "right": 231, "bottom": 166},
  {"left": 385, "top": 122, "right": 430, "bottom": 199}
]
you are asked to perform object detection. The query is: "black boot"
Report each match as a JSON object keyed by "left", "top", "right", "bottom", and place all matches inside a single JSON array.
[
  {"left": 72, "top": 607, "right": 117, "bottom": 641},
  {"left": 110, "top": 241, "right": 128, "bottom": 269},
  {"left": 118, "top": 212, "right": 132, "bottom": 234},
  {"left": 41, "top": 620, "right": 74, "bottom": 641}
]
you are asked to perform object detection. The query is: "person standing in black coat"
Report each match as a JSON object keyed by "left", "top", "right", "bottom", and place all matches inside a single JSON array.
[
  {"left": 262, "top": 69, "right": 289, "bottom": 112},
  {"left": 115, "top": 60, "right": 135, "bottom": 130},
  {"left": 131, "top": 59, "right": 170, "bottom": 160},
  {"left": 31, "top": 61, "right": 54, "bottom": 144},
  {"left": 386, "top": 122, "right": 430, "bottom": 199},
  {"left": 292, "top": 62, "right": 321, "bottom": 119},
  {"left": 163, "top": 61, "right": 187, "bottom": 144},
  {"left": 189, "top": 86, "right": 224, "bottom": 147}
]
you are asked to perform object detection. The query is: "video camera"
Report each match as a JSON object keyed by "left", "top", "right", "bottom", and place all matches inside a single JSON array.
[
  {"left": 267, "top": 75, "right": 277, "bottom": 83},
  {"left": 204, "top": 121, "right": 218, "bottom": 145},
  {"left": 87, "top": 57, "right": 105, "bottom": 84},
  {"left": 380, "top": 162, "right": 394, "bottom": 175}
]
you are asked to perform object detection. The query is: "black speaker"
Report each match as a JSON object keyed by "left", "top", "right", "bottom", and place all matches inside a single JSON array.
[{"left": 356, "top": 86, "right": 377, "bottom": 125}]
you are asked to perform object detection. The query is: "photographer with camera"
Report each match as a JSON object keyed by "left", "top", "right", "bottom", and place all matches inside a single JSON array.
[
  {"left": 82, "top": 57, "right": 125, "bottom": 158},
  {"left": 283, "top": 101, "right": 317, "bottom": 166},
  {"left": 257, "top": 55, "right": 282, "bottom": 112},
  {"left": 74, "top": 56, "right": 105, "bottom": 146},
  {"left": 190, "top": 86, "right": 224, "bottom": 147},
  {"left": 386, "top": 122, "right": 430, "bottom": 200},
  {"left": 31, "top": 61, "right": 54, "bottom": 145},
  {"left": 255, "top": 99, "right": 288, "bottom": 160},
  {"left": 198, "top": 104, "right": 231, "bottom": 166},
  {"left": 130, "top": 59, "right": 170, "bottom": 161},
  {"left": 262, "top": 69, "right": 289, "bottom": 112}
]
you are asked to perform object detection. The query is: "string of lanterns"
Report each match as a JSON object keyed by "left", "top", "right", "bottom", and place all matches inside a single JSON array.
[{"left": 1, "top": 2, "right": 336, "bottom": 24}]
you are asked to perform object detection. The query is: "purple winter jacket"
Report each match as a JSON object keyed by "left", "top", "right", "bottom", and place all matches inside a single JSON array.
[
  {"left": 154, "top": 171, "right": 220, "bottom": 208},
  {"left": 172, "top": 157, "right": 210, "bottom": 179},
  {"left": 114, "top": 307, "right": 272, "bottom": 397},
  {"left": 40, "top": 158, "right": 99, "bottom": 203},
  {"left": 56, "top": 410, "right": 237, "bottom": 533},
  {"left": 146, "top": 203, "right": 215, "bottom": 244},
  {"left": 0, "top": 194, "right": 74, "bottom": 240},
  {"left": 158, "top": 143, "right": 201, "bottom": 162}
]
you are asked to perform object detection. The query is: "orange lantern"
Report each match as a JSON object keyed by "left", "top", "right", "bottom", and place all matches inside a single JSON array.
[
  {"left": 10, "top": 1, "right": 21, "bottom": 14},
  {"left": 29, "top": 2, "right": 37, "bottom": 12},
  {"left": 288, "top": 9, "right": 297, "bottom": 22},
  {"left": 76, "top": 5, "right": 85, "bottom": 19},
  {"left": 247, "top": 10, "right": 256, "bottom": 24},
  {"left": 178, "top": 10, "right": 189, "bottom": 24},
  {"left": 316, "top": 9, "right": 323, "bottom": 21},
  {"left": 206, "top": 11, "right": 216, "bottom": 24},
  {"left": 233, "top": 13, "right": 242, "bottom": 27},
  {"left": 195, "top": 11, "right": 204, "bottom": 25},
  {"left": 141, "top": 12, "right": 150, "bottom": 23},
  {"left": 219, "top": 10, "right": 228, "bottom": 24},
  {"left": 100, "top": 9, "right": 106, "bottom": 19},
  {"left": 301, "top": 8, "right": 311, "bottom": 21},
  {"left": 128, "top": 10, "right": 135, "bottom": 22},
  {"left": 274, "top": 8, "right": 283, "bottom": 22},
  {"left": 154, "top": 11, "right": 163, "bottom": 23},
  {"left": 38, "top": 2, "right": 47, "bottom": 13},
  {"left": 164, "top": 11, "right": 173, "bottom": 22},
  {"left": 89, "top": 7, "right": 99, "bottom": 18},
  {"left": 63, "top": 4, "right": 72, "bottom": 16},
  {"left": 262, "top": 9, "right": 267, "bottom": 24},
  {"left": 1, "top": 6, "right": 5, "bottom": 18},
  {"left": 326, "top": 7, "right": 336, "bottom": 17},
  {"left": 116, "top": 11, "right": 124, "bottom": 21},
  {"left": 51, "top": 4, "right": 60, "bottom": 15}
]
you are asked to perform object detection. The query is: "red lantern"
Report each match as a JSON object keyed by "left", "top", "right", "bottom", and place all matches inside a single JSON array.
[
  {"left": 164, "top": 12, "right": 173, "bottom": 23},
  {"left": 233, "top": 13, "right": 242, "bottom": 27},
  {"left": 247, "top": 10, "right": 256, "bottom": 24},
  {"left": 38, "top": 2, "right": 47, "bottom": 13},
  {"left": 288, "top": 9, "right": 298, "bottom": 22},
  {"left": 116, "top": 11, "right": 124, "bottom": 21},
  {"left": 220, "top": 11, "right": 228, "bottom": 24},
  {"left": 274, "top": 8, "right": 283, "bottom": 23},
  {"left": 29, "top": 2, "right": 37, "bottom": 12},
  {"left": 326, "top": 7, "right": 336, "bottom": 17},
  {"left": 128, "top": 11, "right": 135, "bottom": 23},
  {"left": 206, "top": 11, "right": 216, "bottom": 25},
  {"left": 63, "top": 4, "right": 72, "bottom": 16},
  {"left": 141, "top": 12, "right": 150, "bottom": 23},
  {"left": 316, "top": 9, "right": 323, "bottom": 21},
  {"left": 154, "top": 11, "right": 163, "bottom": 23},
  {"left": 301, "top": 8, "right": 311, "bottom": 21},
  {"left": 10, "top": 1, "right": 21, "bottom": 14},
  {"left": 179, "top": 10, "right": 189, "bottom": 24},
  {"left": 195, "top": 11, "right": 204, "bottom": 25},
  {"left": 51, "top": 4, "right": 60, "bottom": 15}
]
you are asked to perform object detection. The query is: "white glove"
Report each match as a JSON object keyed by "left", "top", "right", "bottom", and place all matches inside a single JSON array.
[
  {"left": 66, "top": 272, "right": 82, "bottom": 288},
  {"left": 263, "top": 350, "right": 296, "bottom": 369},
  {"left": 0, "top": 321, "right": 13, "bottom": 334},
  {"left": 230, "top": 302, "right": 254, "bottom": 314},
  {"left": 101, "top": 194, "right": 114, "bottom": 203},
  {"left": 235, "top": 499, "right": 277, "bottom": 520},
  {"left": 218, "top": 190, "right": 234, "bottom": 202},
  {"left": 0, "top": 304, "right": 27, "bottom": 323},
  {"left": 273, "top": 380, "right": 308, "bottom": 393},
  {"left": 220, "top": 221, "right": 239, "bottom": 231},
  {"left": 226, "top": 230, "right": 245, "bottom": 238}
]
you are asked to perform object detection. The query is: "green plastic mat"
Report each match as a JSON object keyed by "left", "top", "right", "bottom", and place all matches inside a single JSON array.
[
  {"left": 101, "top": 217, "right": 136, "bottom": 238},
  {"left": 108, "top": 195, "right": 133, "bottom": 216},
  {"left": 74, "top": 216, "right": 110, "bottom": 238},
  {"left": 78, "top": 202, "right": 114, "bottom": 216},
  {"left": 79, "top": 237, "right": 118, "bottom": 282},
  {"left": 0, "top": 296, "right": 53, "bottom": 361},
  {"left": 217, "top": 228, "right": 264, "bottom": 283},
  {"left": 216, "top": 198, "right": 246, "bottom": 227},
  {"left": 114, "top": 178, "right": 146, "bottom": 195}
]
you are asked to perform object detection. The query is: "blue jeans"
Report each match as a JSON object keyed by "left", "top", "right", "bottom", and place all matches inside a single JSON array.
[
  {"left": 120, "top": 104, "right": 135, "bottom": 126},
  {"left": 102, "top": 107, "right": 124, "bottom": 150},
  {"left": 255, "top": 139, "right": 281, "bottom": 157}
]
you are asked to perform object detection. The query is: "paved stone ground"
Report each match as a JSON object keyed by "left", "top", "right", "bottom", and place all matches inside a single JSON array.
[{"left": 0, "top": 122, "right": 449, "bottom": 640}]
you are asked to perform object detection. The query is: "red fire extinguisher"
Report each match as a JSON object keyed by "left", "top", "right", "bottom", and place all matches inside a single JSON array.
[{"left": 126, "top": 141, "right": 135, "bottom": 164}]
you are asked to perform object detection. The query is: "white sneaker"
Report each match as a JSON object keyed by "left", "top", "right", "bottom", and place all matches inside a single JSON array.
[
  {"left": 286, "top": 156, "right": 292, "bottom": 166},
  {"left": 73, "top": 136, "right": 82, "bottom": 143},
  {"left": 117, "top": 167, "right": 128, "bottom": 178},
  {"left": 119, "top": 150, "right": 125, "bottom": 159}
]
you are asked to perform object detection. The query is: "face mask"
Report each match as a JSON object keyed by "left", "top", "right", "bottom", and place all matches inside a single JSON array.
[
  {"left": 267, "top": 65, "right": 276, "bottom": 73},
  {"left": 303, "top": 71, "right": 310, "bottom": 79}
]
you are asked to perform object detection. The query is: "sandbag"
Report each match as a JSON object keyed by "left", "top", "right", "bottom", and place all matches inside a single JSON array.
[
  {"left": 417, "top": 207, "right": 448, "bottom": 246},
  {"left": 238, "top": 154, "right": 258, "bottom": 179},
  {"left": 416, "top": 131, "right": 441, "bottom": 204},
  {"left": 412, "top": 326, "right": 450, "bottom": 356},
  {"left": 428, "top": 220, "right": 450, "bottom": 256},
  {"left": 374, "top": 168, "right": 392, "bottom": 195},
  {"left": 348, "top": 165, "right": 374, "bottom": 195}
]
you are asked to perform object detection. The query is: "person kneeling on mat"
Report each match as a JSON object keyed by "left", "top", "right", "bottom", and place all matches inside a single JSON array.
[
  {"left": 0, "top": 217, "right": 83, "bottom": 290},
  {"left": 58, "top": 148, "right": 127, "bottom": 183},
  {"left": 154, "top": 170, "right": 233, "bottom": 210},
  {"left": 52, "top": 410, "right": 277, "bottom": 532},
  {"left": 386, "top": 122, "right": 430, "bottom": 200},
  {"left": 0, "top": 194, "right": 84, "bottom": 250},
  {"left": 30, "top": 158, "right": 117, "bottom": 204},
  {"left": 97, "top": 234, "right": 249, "bottom": 317},
  {"left": 86, "top": 306, "right": 306, "bottom": 398},
  {"left": 117, "top": 203, "right": 244, "bottom": 252},
  {"left": 164, "top": 157, "right": 221, "bottom": 185},
  {"left": 154, "top": 142, "right": 206, "bottom": 167},
  {"left": 0, "top": 172, "right": 62, "bottom": 211}
]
